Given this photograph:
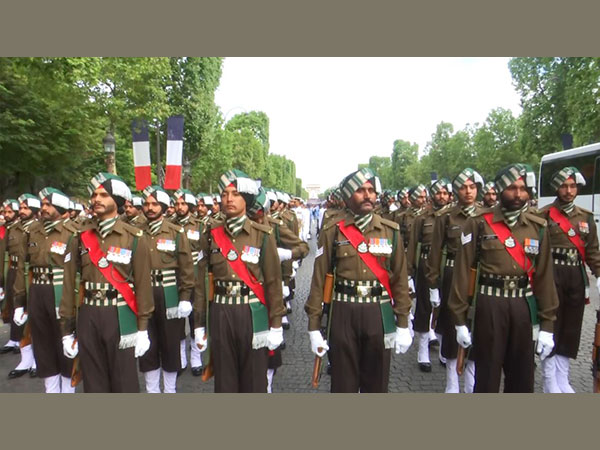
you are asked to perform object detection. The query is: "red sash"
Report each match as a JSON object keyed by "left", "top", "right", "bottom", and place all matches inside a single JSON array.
[
  {"left": 337, "top": 220, "right": 394, "bottom": 304},
  {"left": 483, "top": 213, "right": 535, "bottom": 286},
  {"left": 210, "top": 225, "right": 267, "bottom": 307},
  {"left": 0, "top": 226, "right": 5, "bottom": 240},
  {"left": 80, "top": 230, "right": 138, "bottom": 315},
  {"left": 548, "top": 206, "right": 586, "bottom": 262}
]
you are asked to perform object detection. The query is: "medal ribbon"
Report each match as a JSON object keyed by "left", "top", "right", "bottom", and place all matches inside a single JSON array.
[
  {"left": 548, "top": 206, "right": 586, "bottom": 263},
  {"left": 80, "top": 229, "right": 138, "bottom": 315}
]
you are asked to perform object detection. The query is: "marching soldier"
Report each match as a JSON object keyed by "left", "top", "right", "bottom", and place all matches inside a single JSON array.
[
  {"left": 393, "top": 187, "right": 411, "bottom": 220},
  {"left": 60, "top": 173, "right": 154, "bottom": 393},
  {"left": 12, "top": 188, "right": 77, "bottom": 392},
  {"left": 194, "top": 170, "right": 285, "bottom": 393},
  {"left": 449, "top": 164, "right": 559, "bottom": 393},
  {"left": 305, "top": 168, "right": 412, "bottom": 393},
  {"left": 138, "top": 185, "right": 194, "bottom": 393},
  {"left": 425, "top": 168, "right": 484, "bottom": 393},
  {"left": 210, "top": 193, "right": 223, "bottom": 220},
  {"left": 123, "top": 195, "right": 147, "bottom": 228},
  {"left": 537, "top": 167, "right": 600, "bottom": 393},
  {"left": 406, "top": 178, "right": 452, "bottom": 372},
  {"left": 482, "top": 182, "right": 498, "bottom": 208},
  {"left": 196, "top": 192, "right": 214, "bottom": 225}
]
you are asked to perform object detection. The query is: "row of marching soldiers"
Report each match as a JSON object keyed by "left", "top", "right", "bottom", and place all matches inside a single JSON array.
[
  {"left": 308, "top": 164, "right": 599, "bottom": 393},
  {"left": 0, "top": 169, "right": 308, "bottom": 393}
]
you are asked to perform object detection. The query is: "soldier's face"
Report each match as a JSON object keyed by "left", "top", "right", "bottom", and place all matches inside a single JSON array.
[
  {"left": 500, "top": 178, "right": 530, "bottom": 211},
  {"left": 412, "top": 191, "right": 427, "bottom": 208},
  {"left": 347, "top": 181, "right": 377, "bottom": 215},
  {"left": 457, "top": 180, "right": 477, "bottom": 205},
  {"left": 483, "top": 190, "right": 497, "bottom": 207},
  {"left": 40, "top": 198, "right": 61, "bottom": 221},
  {"left": 221, "top": 185, "right": 246, "bottom": 218},
  {"left": 211, "top": 202, "right": 220, "bottom": 213},
  {"left": 18, "top": 203, "right": 34, "bottom": 221},
  {"left": 175, "top": 197, "right": 190, "bottom": 217},
  {"left": 400, "top": 195, "right": 411, "bottom": 208},
  {"left": 123, "top": 200, "right": 139, "bottom": 218},
  {"left": 3, "top": 206, "right": 16, "bottom": 222},
  {"left": 433, "top": 189, "right": 449, "bottom": 207},
  {"left": 270, "top": 200, "right": 279, "bottom": 212},
  {"left": 90, "top": 186, "right": 118, "bottom": 219},
  {"left": 196, "top": 200, "right": 208, "bottom": 217},
  {"left": 143, "top": 195, "right": 163, "bottom": 220},
  {"left": 557, "top": 178, "right": 578, "bottom": 203}
]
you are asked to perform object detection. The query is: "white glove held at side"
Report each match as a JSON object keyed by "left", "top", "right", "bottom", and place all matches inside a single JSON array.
[{"left": 309, "top": 330, "right": 329, "bottom": 357}]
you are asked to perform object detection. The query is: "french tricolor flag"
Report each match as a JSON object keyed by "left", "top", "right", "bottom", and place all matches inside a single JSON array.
[
  {"left": 164, "top": 115, "right": 184, "bottom": 190},
  {"left": 131, "top": 119, "right": 152, "bottom": 191}
]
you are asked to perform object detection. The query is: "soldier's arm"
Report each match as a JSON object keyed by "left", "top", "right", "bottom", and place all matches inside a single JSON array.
[
  {"left": 176, "top": 228, "right": 194, "bottom": 301},
  {"left": 448, "top": 217, "right": 478, "bottom": 326},
  {"left": 304, "top": 223, "right": 334, "bottom": 331},
  {"left": 193, "top": 230, "right": 209, "bottom": 328},
  {"left": 278, "top": 221, "right": 309, "bottom": 260},
  {"left": 12, "top": 232, "right": 29, "bottom": 309},
  {"left": 0, "top": 237, "right": 6, "bottom": 288},
  {"left": 405, "top": 215, "right": 420, "bottom": 279},
  {"left": 534, "top": 223, "right": 559, "bottom": 333},
  {"left": 133, "top": 234, "right": 154, "bottom": 331},
  {"left": 584, "top": 216, "right": 600, "bottom": 277},
  {"left": 262, "top": 231, "right": 285, "bottom": 328},
  {"left": 389, "top": 229, "right": 410, "bottom": 328},
  {"left": 59, "top": 235, "right": 80, "bottom": 336},
  {"left": 425, "top": 213, "right": 447, "bottom": 289}
]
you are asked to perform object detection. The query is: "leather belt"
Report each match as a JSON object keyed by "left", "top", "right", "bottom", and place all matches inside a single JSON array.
[{"left": 335, "top": 283, "right": 383, "bottom": 297}]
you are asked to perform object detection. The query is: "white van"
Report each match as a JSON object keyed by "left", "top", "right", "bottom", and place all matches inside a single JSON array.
[{"left": 538, "top": 142, "right": 600, "bottom": 241}]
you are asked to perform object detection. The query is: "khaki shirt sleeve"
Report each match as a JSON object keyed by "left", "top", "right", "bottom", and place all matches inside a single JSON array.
[
  {"left": 425, "top": 213, "right": 447, "bottom": 289},
  {"left": 304, "top": 224, "right": 334, "bottom": 331},
  {"left": 389, "top": 230, "right": 411, "bottom": 328},
  {"left": 176, "top": 230, "right": 195, "bottom": 302},
  {"left": 406, "top": 215, "right": 421, "bottom": 279},
  {"left": 262, "top": 231, "right": 285, "bottom": 328},
  {"left": 12, "top": 232, "right": 29, "bottom": 309},
  {"left": 0, "top": 235, "right": 6, "bottom": 288},
  {"left": 278, "top": 222, "right": 309, "bottom": 260},
  {"left": 448, "top": 217, "right": 478, "bottom": 327},
  {"left": 584, "top": 216, "right": 600, "bottom": 277},
  {"left": 59, "top": 234, "right": 80, "bottom": 336},
  {"left": 133, "top": 234, "right": 153, "bottom": 331},
  {"left": 193, "top": 230, "right": 210, "bottom": 327}
]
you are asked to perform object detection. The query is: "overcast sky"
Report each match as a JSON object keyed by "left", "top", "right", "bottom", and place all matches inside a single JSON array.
[{"left": 214, "top": 57, "right": 522, "bottom": 193}]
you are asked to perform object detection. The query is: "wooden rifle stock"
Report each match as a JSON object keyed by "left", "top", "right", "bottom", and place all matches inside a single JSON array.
[
  {"left": 593, "top": 310, "right": 600, "bottom": 393},
  {"left": 201, "top": 357, "right": 214, "bottom": 382},
  {"left": 208, "top": 272, "right": 214, "bottom": 302},
  {"left": 311, "top": 354, "right": 322, "bottom": 388}
]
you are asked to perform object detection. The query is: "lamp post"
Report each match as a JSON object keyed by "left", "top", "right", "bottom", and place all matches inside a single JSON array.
[
  {"left": 183, "top": 156, "right": 191, "bottom": 189},
  {"left": 103, "top": 131, "right": 117, "bottom": 175}
]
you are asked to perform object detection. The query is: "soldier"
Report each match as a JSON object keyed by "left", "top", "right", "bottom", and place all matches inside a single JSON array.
[
  {"left": 123, "top": 195, "right": 147, "bottom": 228},
  {"left": 406, "top": 178, "right": 452, "bottom": 372},
  {"left": 194, "top": 170, "right": 285, "bottom": 393},
  {"left": 482, "top": 182, "right": 498, "bottom": 208},
  {"left": 426, "top": 168, "right": 484, "bottom": 393},
  {"left": 537, "top": 167, "right": 600, "bottom": 393},
  {"left": 305, "top": 168, "right": 412, "bottom": 393},
  {"left": 449, "top": 164, "right": 559, "bottom": 393},
  {"left": 138, "top": 185, "right": 194, "bottom": 393},
  {"left": 196, "top": 192, "right": 214, "bottom": 224},
  {"left": 210, "top": 193, "right": 223, "bottom": 220},
  {"left": 393, "top": 187, "right": 411, "bottom": 220},
  {"left": 60, "top": 173, "right": 153, "bottom": 393},
  {"left": 11, "top": 188, "right": 77, "bottom": 392}
]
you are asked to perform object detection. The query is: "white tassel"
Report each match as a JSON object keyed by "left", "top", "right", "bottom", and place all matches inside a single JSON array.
[
  {"left": 252, "top": 331, "right": 269, "bottom": 349},
  {"left": 119, "top": 333, "right": 138, "bottom": 349}
]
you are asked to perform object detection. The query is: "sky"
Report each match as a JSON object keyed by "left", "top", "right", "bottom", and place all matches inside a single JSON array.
[{"left": 214, "top": 57, "right": 522, "bottom": 193}]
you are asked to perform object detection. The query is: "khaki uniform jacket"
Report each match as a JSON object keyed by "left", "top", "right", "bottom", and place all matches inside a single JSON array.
[
  {"left": 194, "top": 217, "right": 285, "bottom": 329},
  {"left": 320, "top": 207, "right": 344, "bottom": 230},
  {"left": 304, "top": 210, "right": 411, "bottom": 331},
  {"left": 395, "top": 207, "right": 426, "bottom": 251},
  {"left": 124, "top": 213, "right": 147, "bottom": 229},
  {"left": 59, "top": 218, "right": 154, "bottom": 335},
  {"left": 406, "top": 207, "right": 437, "bottom": 279},
  {"left": 537, "top": 200, "right": 600, "bottom": 276},
  {"left": 6, "top": 220, "right": 29, "bottom": 304},
  {"left": 448, "top": 205, "right": 559, "bottom": 333},
  {"left": 425, "top": 204, "right": 484, "bottom": 289},
  {"left": 14, "top": 220, "right": 79, "bottom": 309},
  {"left": 267, "top": 216, "right": 309, "bottom": 261},
  {"left": 141, "top": 218, "right": 194, "bottom": 302},
  {"left": 0, "top": 225, "right": 6, "bottom": 288}
]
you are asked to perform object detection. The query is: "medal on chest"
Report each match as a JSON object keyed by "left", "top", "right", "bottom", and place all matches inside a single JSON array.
[
  {"left": 226, "top": 249, "right": 238, "bottom": 261},
  {"left": 524, "top": 238, "right": 539, "bottom": 255},
  {"left": 368, "top": 238, "right": 392, "bottom": 255},
  {"left": 241, "top": 245, "right": 260, "bottom": 264},
  {"left": 98, "top": 257, "right": 109, "bottom": 269},
  {"left": 156, "top": 238, "right": 176, "bottom": 252},
  {"left": 357, "top": 242, "right": 368, "bottom": 253},
  {"left": 106, "top": 246, "right": 132, "bottom": 264},
  {"left": 187, "top": 229, "right": 200, "bottom": 241},
  {"left": 50, "top": 241, "right": 67, "bottom": 255},
  {"left": 504, "top": 237, "right": 516, "bottom": 248},
  {"left": 567, "top": 228, "right": 576, "bottom": 237},
  {"left": 579, "top": 222, "right": 589, "bottom": 234}
]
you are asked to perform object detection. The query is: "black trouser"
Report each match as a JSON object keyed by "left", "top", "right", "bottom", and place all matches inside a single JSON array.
[
  {"left": 413, "top": 258, "right": 432, "bottom": 333},
  {"left": 78, "top": 304, "right": 139, "bottom": 393},
  {"left": 552, "top": 263, "right": 586, "bottom": 359},
  {"left": 435, "top": 265, "right": 459, "bottom": 359},
  {"left": 3, "top": 268, "right": 24, "bottom": 342}
]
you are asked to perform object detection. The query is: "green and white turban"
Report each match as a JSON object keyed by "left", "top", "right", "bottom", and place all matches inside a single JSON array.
[
  {"left": 131, "top": 195, "right": 143, "bottom": 208},
  {"left": 482, "top": 181, "right": 497, "bottom": 195},
  {"left": 494, "top": 163, "right": 536, "bottom": 193},
  {"left": 142, "top": 185, "right": 171, "bottom": 213},
  {"left": 2, "top": 199, "right": 19, "bottom": 212},
  {"left": 549, "top": 166, "right": 586, "bottom": 192},
  {"left": 18, "top": 193, "right": 41, "bottom": 211},
  {"left": 409, "top": 184, "right": 428, "bottom": 202},
  {"left": 248, "top": 187, "right": 270, "bottom": 217},
  {"left": 196, "top": 192, "right": 214, "bottom": 206},
  {"left": 173, "top": 188, "right": 197, "bottom": 207},
  {"left": 453, "top": 168, "right": 484, "bottom": 193},
  {"left": 339, "top": 168, "right": 382, "bottom": 202},
  {"left": 39, "top": 187, "right": 71, "bottom": 214},
  {"left": 330, "top": 188, "right": 343, "bottom": 203},
  {"left": 88, "top": 172, "right": 132, "bottom": 209},
  {"left": 397, "top": 187, "right": 410, "bottom": 201},
  {"left": 430, "top": 178, "right": 452, "bottom": 195},
  {"left": 265, "top": 189, "right": 278, "bottom": 205},
  {"left": 218, "top": 169, "right": 259, "bottom": 207}
]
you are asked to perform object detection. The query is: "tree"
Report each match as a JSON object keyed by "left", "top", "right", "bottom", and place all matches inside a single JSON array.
[{"left": 391, "top": 140, "right": 419, "bottom": 188}]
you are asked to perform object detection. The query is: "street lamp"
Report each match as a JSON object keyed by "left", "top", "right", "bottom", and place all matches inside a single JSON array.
[{"left": 103, "top": 131, "right": 117, "bottom": 174}]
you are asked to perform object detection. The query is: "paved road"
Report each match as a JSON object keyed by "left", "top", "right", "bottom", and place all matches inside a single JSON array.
[{"left": 0, "top": 221, "right": 597, "bottom": 393}]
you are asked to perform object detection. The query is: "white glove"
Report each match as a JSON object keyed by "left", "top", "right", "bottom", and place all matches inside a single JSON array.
[
  {"left": 455, "top": 325, "right": 472, "bottom": 348},
  {"left": 408, "top": 277, "right": 415, "bottom": 294},
  {"left": 596, "top": 277, "right": 600, "bottom": 294},
  {"left": 0, "top": 287, "right": 4, "bottom": 301},
  {"left": 292, "top": 261, "right": 299, "bottom": 270},
  {"left": 429, "top": 288, "right": 441, "bottom": 308},
  {"left": 309, "top": 330, "right": 329, "bottom": 357},
  {"left": 267, "top": 327, "right": 284, "bottom": 350},
  {"left": 177, "top": 300, "right": 193, "bottom": 319},
  {"left": 134, "top": 330, "right": 151, "bottom": 358},
  {"left": 13, "top": 307, "right": 28, "bottom": 326},
  {"left": 62, "top": 334, "right": 78, "bottom": 359},
  {"left": 536, "top": 330, "right": 554, "bottom": 360},
  {"left": 282, "top": 284, "right": 290, "bottom": 298},
  {"left": 194, "top": 327, "right": 208, "bottom": 352},
  {"left": 277, "top": 247, "right": 293, "bottom": 262},
  {"left": 394, "top": 327, "right": 412, "bottom": 354}
]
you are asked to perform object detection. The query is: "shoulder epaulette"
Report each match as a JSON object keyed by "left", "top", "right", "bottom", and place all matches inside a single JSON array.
[
  {"left": 577, "top": 205, "right": 593, "bottom": 215},
  {"left": 121, "top": 221, "right": 144, "bottom": 237},
  {"left": 379, "top": 217, "right": 400, "bottom": 230},
  {"left": 524, "top": 212, "right": 547, "bottom": 227},
  {"left": 250, "top": 220, "right": 273, "bottom": 234}
]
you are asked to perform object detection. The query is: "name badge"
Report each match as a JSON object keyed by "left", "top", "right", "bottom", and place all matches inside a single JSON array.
[
  {"left": 187, "top": 229, "right": 200, "bottom": 241},
  {"left": 368, "top": 238, "right": 392, "bottom": 255},
  {"left": 156, "top": 239, "right": 176, "bottom": 252},
  {"left": 106, "top": 246, "right": 132, "bottom": 264},
  {"left": 524, "top": 238, "right": 539, "bottom": 255},
  {"left": 50, "top": 241, "right": 67, "bottom": 255},
  {"left": 579, "top": 222, "right": 589, "bottom": 234},
  {"left": 241, "top": 245, "right": 260, "bottom": 264}
]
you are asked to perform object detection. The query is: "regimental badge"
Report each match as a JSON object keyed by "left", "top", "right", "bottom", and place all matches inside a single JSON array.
[
  {"left": 156, "top": 238, "right": 176, "bottom": 251},
  {"left": 106, "top": 246, "right": 132, "bottom": 264},
  {"left": 98, "top": 257, "right": 109, "bottom": 268},
  {"left": 504, "top": 237, "right": 516, "bottom": 248},
  {"left": 227, "top": 249, "right": 238, "bottom": 261},
  {"left": 567, "top": 228, "right": 576, "bottom": 237},
  {"left": 241, "top": 245, "right": 260, "bottom": 264},
  {"left": 50, "top": 241, "right": 67, "bottom": 255},
  {"left": 579, "top": 222, "right": 589, "bottom": 234},
  {"left": 357, "top": 242, "right": 368, "bottom": 253},
  {"left": 368, "top": 238, "right": 392, "bottom": 255},
  {"left": 524, "top": 238, "right": 539, "bottom": 255},
  {"left": 187, "top": 229, "right": 200, "bottom": 241}
]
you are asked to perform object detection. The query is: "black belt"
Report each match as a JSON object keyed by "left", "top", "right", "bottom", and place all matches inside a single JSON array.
[
  {"left": 446, "top": 251, "right": 456, "bottom": 259},
  {"left": 33, "top": 273, "right": 54, "bottom": 282},
  {"left": 551, "top": 252, "right": 580, "bottom": 261},
  {"left": 334, "top": 283, "right": 383, "bottom": 296},
  {"left": 215, "top": 285, "right": 250, "bottom": 296},
  {"left": 86, "top": 289, "right": 118, "bottom": 300},
  {"left": 151, "top": 273, "right": 164, "bottom": 282},
  {"left": 421, "top": 245, "right": 431, "bottom": 253},
  {"left": 479, "top": 276, "right": 528, "bottom": 289}
]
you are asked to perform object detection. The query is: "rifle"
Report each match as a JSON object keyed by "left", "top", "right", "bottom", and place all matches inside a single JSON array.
[
  {"left": 70, "top": 281, "right": 84, "bottom": 387},
  {"left": 593, "top": 310, "right": 600, "bottom": 393},
  {"left": 202, "top": 226, "right": 215, "bottom": 382}
]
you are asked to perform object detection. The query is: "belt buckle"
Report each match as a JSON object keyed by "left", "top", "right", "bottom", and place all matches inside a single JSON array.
[
  {"left": 504, "top": 279, "right": 517, "bottom": 290},
  {"left": 94, "top": 291, "right": 103, "bottom": 301},
  {"left": 568, "top": 252, "right": 578, "bottom": 263},
  {"left": 357, "top": 286, "right": 369, "bottom": 296},
  {"left": 39, "top": 273, "right": 48, "bottom": 282}
]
